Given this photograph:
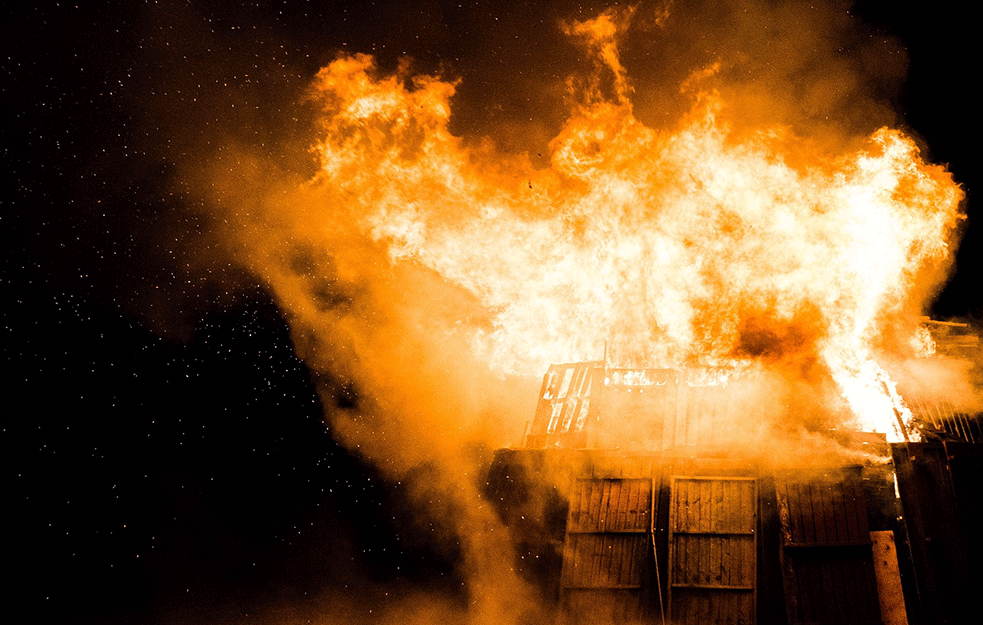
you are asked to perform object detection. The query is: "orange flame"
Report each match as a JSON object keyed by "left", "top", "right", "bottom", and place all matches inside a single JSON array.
[{"left": 306, "top": 13, "right": 963, "bottom": 442}]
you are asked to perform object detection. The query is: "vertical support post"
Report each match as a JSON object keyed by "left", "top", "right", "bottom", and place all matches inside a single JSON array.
[{"left": 870, "top": 530, "right": 909, "bottom": 625}]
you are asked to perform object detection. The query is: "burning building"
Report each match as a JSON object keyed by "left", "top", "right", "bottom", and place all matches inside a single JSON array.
[
  {"left": 180, "top": 4, "right": 979, "bottom": 624},
  {"left": 487, "top": 327, "right": 983, "bottom": 625}
]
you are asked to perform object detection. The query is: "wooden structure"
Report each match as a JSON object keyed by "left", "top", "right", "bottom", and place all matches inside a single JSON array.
[
  {"left": 890, "top": 442, "right": 983, "bottom": 625},
  {"left": 667, "top": 476, "right": 757, "bottom": 625},
  {"left": 488, "top": 360, "right": 983, "bottom": 625},
  {"left": 488, "top": 448, "right": 915, "bottom": 625},
  {"left": 775, "top": 468, "right": 882, "bottom": 625},
  {"left": 526, "top": 363, "right": 741, "bottom": 450},
  {"left": 561, "top": 476, "right": 656, "bottom": 623}
]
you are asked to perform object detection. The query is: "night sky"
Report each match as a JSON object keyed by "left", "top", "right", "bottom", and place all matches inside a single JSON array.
[{"left": 3, "top": 2, "right": 980, "bottom": 624}]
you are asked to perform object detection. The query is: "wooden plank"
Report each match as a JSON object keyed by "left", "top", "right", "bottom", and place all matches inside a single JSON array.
[
  {"left": 590, "top": 532, "right": 604, "bottom": 588},
  {"left": 598, "top": 529, "right": 613, "bottom": 588},
  {"left": 652, "top": 474, "right": 666, "bottom": 624},
  {"left": 709, "top": 506, "right": 721, "bottom": 586},
  {"left": 580, "top": 534, "right": 594, "bottom": 587},
  {"left": 775, "top": 480, "right": 799, "bottom": 624},
  {"left": 698, "top": 479, "right": 708, "bottom": 587},
  {"left": 641, "top": 478, "right": 652, "bottom": 528},
  {"left": 786, "top": 480, "right": 801, "bottom": 543},
  {"left": 842, "top": 477, "right": 862, "bottom": 543},
  {"left": 610, "top": 534, "right": 625, "bottom": 586},
  {"left": 639, "top": 478, "right": 651, "bottom": 528},
  {"left": 566, "top": 534, "right": 581, "bottom": 587},
  {"left": 578, "top": 535, "right": 593, "bottom": 588},
  {"left": 814, "top": 481, "right": 830, "bottom": 544},
  {"left": 629, "top": 534, "right": 644, "bottom": 587},
  {"left": 801, "top": 480, "right": 818, "bottom": 544},
  {"left": 608, "top": 480, "right": 620, "bottom": 531},
  {"left": 564, "top": 584, "right": 642, "bottom": 590},
  {"left": 667, "top": 477, "right": 678, "bottom": 620},
  {"left": 576, "top": 479, "right": 590, "bottom": 532},
  {"left": 871, "top": 530, "right": 909, "bottom": 625},
  {"left": 673, "top": 530, "right": 755, "bottom": 536},
  {"left": 671, "top": 583, "right": 755, "bottom": 591},
  {"left": 829, "top": 481, "right": 846, "bottom": 543},
  {"left": 686, "top": 480, "right": 698, "bottom": 586},
  {"left": 587, "top": 479, "right": 600, "bottom": 531},
  {"left": 782, "top": 541, "right": 872, "bottom": 548},
  {"left": 617, "top": 478, "right": 630, "bottom": 530},
  {"left": 571, "top": 479, "right": 584, "bottom": 532},
  {"left": 568, "top": 529, "right": 647, "bottom": 535},
  {"left": 599, "top": 479, "right": 611, "bottom": 532},
  {"left": 635, "top": 479, "right": 647, "bottom": 529}
]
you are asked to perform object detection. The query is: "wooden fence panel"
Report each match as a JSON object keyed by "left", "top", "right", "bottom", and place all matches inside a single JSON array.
[
  {"left": 668, "top": 476, "right": 757, "bottom": 625},
  {"left": 776, "top": 469, "right": 882, "bottom": 625},
  {"left": 561, "top": 477, "right": 659, "bottom": 623}
]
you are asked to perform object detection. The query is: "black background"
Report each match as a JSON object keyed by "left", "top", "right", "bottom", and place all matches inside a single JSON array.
[{"left": 3, "top": 2, "right": 978, "bottom": 623}]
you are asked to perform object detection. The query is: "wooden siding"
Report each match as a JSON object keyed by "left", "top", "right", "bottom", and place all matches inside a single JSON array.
[
  {"left": 775, "top": 469, "right": 882, "bottom": 625},
  {"left": 567, "top": 478, "right": 654, "bottom": 534},
  {"left": 561, "top": 477, "right": 658, "bottom": 624},
  {"left": 668, "top": 476, "right": 757, "bottom": 625}
]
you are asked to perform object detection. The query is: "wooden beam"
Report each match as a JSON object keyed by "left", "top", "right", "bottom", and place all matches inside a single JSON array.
[{"left": 870, "top": 530, "right": 909, "bottom": 625}]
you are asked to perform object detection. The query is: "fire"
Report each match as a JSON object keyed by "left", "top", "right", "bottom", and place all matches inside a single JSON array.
[{"left": 305, "top": 13, "right": 963, "bottom": 442}]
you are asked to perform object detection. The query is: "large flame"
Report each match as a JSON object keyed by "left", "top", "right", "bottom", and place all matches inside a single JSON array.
[{"left": 304, "top": 13, "right": 962, "bottom": 442}]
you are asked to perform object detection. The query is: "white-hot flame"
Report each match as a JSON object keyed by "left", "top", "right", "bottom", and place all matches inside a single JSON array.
[{"left": 306, "top": 14, "right": 963, "bottom": 441}]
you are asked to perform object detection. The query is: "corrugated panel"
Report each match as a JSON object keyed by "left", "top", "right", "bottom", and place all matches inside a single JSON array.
[
  {"left": 561, "top": 477, "right": 659, "bottom": 624},
  {"left": 668, "top": 476, "right": 757, "bottom": 625},
  {"left": 775, "top": 469, "right": 882, "bottom": 625}
]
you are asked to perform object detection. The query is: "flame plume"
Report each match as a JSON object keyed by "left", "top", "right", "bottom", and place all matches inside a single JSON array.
[{"left": 304, "top": 12, "right": 962, "bottom": 441}]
